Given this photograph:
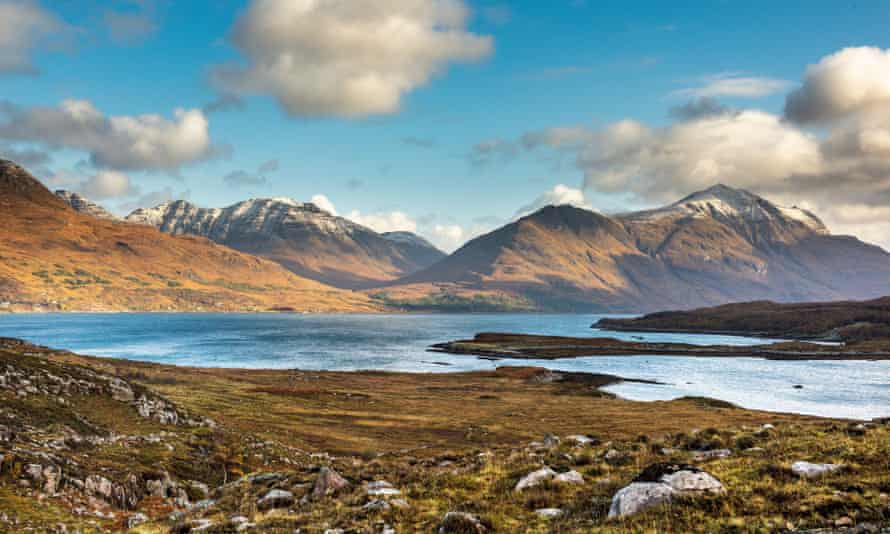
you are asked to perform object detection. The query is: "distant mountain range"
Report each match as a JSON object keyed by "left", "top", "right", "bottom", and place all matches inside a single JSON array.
[
  {"left": 378, "top": 185, "right": 890, "bottom": 311},
  {"left": 0, "top": 160, "right": 373, "bottom": 312},
  {"left": 18, "top": 158, "right": 890, "bottom": 312},
  {"left": 121, "top": 198, "right": 445, "bottom": 289}
]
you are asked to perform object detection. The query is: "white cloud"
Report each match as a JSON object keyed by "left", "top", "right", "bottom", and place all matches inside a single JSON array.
[
  {"left": 514, "top": 184, "right": 591, "bottom": 218},
  {"left": 78, "top": 170, "right": 135, "bottom": 199},
  {"left": 0, "top": 99, "right": 213, "bottom": 171},
  {"left": 785, "top": 47, "right": 890, "bottom": 123},
  {"left": 213, "top": 0, "right": 493, "bottom": 117},
  {"left": 310, "top": 193, "right": 338, "bottom": 215},
  {"left": 0, "top": 1, "right": 67, "bottom": 75},
  {"left": 526, "top": 111, "right": 823, "bottom": 203},
  {"left": 347, "top": 210, "right": 418, "bottom": 233},
  {"left": 673, "top": 73, "right": 791, "bottom": 99},
  {"left": 431, "top": 224, "right": 464, "bottom": 251}
]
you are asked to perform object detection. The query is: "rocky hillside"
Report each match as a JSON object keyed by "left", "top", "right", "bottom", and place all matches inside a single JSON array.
[
  {"left": 381, "top": 185, "right": 890, "bottom": 312},
  {"left": 1, "top": 338, "right": 887, "bottom": 533},
  {"left": 126, "top": 199, "right": 445, "bottom": 289},
  {"left": 55, "top": 190, "right": 119, "bottom": 220},
  {"left": 0, "top": 160, "right": 373, "bottom": 312}
]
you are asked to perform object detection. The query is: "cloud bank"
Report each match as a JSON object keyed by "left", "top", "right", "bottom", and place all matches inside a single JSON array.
[
  {"left": 214, "top": 0, "right": 493, "bottom": 117},
  {"left": 0, "top": 99, "right": 213, "bottom": 171},
  {"left": 0, "top": 1, "right": 68, "bottom": 75}
]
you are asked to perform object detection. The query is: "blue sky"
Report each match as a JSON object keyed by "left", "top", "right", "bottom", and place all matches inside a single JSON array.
[{"left": 2, "top": 1, "right": 890, "bottom": 250}]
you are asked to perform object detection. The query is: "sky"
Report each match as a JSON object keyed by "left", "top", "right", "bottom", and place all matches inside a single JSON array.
[{"left": 1, "top": 1, "right": 890, "bottom": 252}]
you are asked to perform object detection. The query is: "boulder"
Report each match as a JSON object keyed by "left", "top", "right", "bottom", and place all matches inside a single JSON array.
[
  {"left": 515, "top": 467, "right": 556, "bottom": 492},
  {"left": 257, "top": 489, "right": 294, "bottom": 510},
  {"left": 554, "top": 470, "right": 584, "bottom": 485},
  {"left": 311, "top": 467, "right": 350, "bottom": 500},
  {"left": 608, "top": 463, "right": 725, "bottom": 518},
  {"left": 439, "top": 511, "right": 488, "bottom": 533},
  {"left": 108, "top": 378, "right": 135, "bottom": 402},
  {"left": 365, "top": 480, "right": 401, "bottom": 497},
  {"left": 791, "top": 461, "right": 845, "bottom": 479},
  {"left": 535, "top": 508, "right": 563, "bottom": 519},
  {"left": 566, "top": 435, "right": 597, "bottom": 446}
]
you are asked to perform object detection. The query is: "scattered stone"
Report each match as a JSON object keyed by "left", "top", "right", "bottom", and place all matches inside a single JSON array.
[
  {"left": 311, "top": 467, "right": 350, "bottom": 499},
  {"left": 608, "top": 463, "right": 725, "bottom": 518},
  {"left": 791, "top": 461, "right": 845, "bottom": 479},
  {"left": 126, "top": 513, "right": 148, "bottom": 528},
  {"left": 363, "top": 499, "right": 391, "bottom": 511},
  {"left": 515, "top": 467, "right": 556, "bottom": 492},
  {"left": 694, "top": 449, "right": 732, "bottom": 461},
  {"left": 542, "top": 433, "right": 561, "bottom": 448},
  {"left": 439, "top": 511, "right": 488, "bottom": 533},
  {"left": 566, "top": 434, "right": 597, "bottom": 446},
  {"left": 366, "top": 480, "right": 401, "bottom": 497},
  {"left": 257, "top": 489, "right": 294, "bottom": 510},
  {"left": 535, "top": 508, "right": 563, "bottom": 519},
  {"left": 554, "top": 470, "right": 584, "bottom": 485}
]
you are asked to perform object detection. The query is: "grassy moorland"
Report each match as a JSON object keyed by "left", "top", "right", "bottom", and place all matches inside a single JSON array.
[{"left": 1, "top": 338, "right": 888, "bottom": 533}]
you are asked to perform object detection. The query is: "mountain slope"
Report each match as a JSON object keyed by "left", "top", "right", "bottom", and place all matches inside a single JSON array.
[
  {"left": 0, "top": 160, "right": 373, "bottom": 312},
  {"left": 126, "top": 199, "right": 445, "bottom": 289},
  {"left": 381, "top": 186, "right": 890, "bottom": 312},
  {"left": 55, "top": 190, "right": 118, "bottom": 220}
]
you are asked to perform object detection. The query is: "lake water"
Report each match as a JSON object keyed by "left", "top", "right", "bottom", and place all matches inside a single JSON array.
[{"left": 0, "top": 313, "right": 887, "bottom": 420}]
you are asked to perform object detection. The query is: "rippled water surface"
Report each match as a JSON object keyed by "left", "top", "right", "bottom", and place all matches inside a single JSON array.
[{"left": 0, "top": 313, "right": 887, "bottom": 420}]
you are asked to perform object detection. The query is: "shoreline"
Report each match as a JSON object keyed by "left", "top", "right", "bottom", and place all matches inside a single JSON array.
[{"left": 431, "top": 332, "right": 890, "bottom": 361}]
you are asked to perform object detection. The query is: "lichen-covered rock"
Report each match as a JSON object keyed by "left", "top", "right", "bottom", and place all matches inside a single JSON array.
[
  {"left": 608, "top": 463, "right": 725, "bottom": 518},
  {"left": 311, "top": 467, "right": 350, "bottom": 500},
  {"left": 257, "top": 489, "right": 294, "bottom": 510},
  {"left": 515, "top": 467, "right": 556, "bottom": 492},
  {"left": 554, "top": 470, "right": 584, "bottom": 485},
  {"left": 791, "top": 461, "right": 845, "bottom": 479}
]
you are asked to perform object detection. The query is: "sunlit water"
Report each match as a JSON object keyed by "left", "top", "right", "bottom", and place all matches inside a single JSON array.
[{"left": 0, "top": 313, "right": 887, "bottom": 420}]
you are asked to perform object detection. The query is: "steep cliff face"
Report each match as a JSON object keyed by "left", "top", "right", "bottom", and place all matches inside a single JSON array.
[
  {"left": 126, "top": 199, "right": 445, "bottom": 289},
  {"left": 0, "top": 159, "right": 374, "bottom": 312},
  {"left": 55, "top": 190, "right": 119, "bottom": 220},
  {"left": 381, "top": 185, "right": 890, "bottom": 312}
]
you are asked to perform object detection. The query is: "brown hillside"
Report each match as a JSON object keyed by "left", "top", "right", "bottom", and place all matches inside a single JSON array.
[{"left": 0, "top": 160, "right": 374, "bottom": 312}]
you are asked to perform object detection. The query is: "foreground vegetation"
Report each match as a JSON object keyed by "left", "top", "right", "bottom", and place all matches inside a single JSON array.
[{"left": 1, "top": 338, "right": 888, "bottom": 532}]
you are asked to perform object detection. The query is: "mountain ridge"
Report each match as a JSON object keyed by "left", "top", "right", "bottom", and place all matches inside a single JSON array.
[
  {"left": 0, "top": 160, "right": 374, "bottom": 312},
  {"left": 379, "top": 185, "right": 890, "bottom": 312},
  {"left": 125, "top": 197, "right": 446, "bottom": 289}
]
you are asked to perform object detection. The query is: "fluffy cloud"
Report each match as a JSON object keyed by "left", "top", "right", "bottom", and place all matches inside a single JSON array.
[
  {"left": 0, "top": 1, "right": 67, "bottom": 75},
  {"left": 431, "top": 224, "right": 464, "bottom": 251},
  {"left": 346, "top": 210, "right": 418, "bottom": 233},
  {"left": 785, "top": 47, "right": 890, "bottom": 123},
  {"left": 0, "top": 99, "right": 213, "bottom": 171},
  {"left": 104, "top": 0, "right": 160, "bottom": 46},
  {"left": 673, "top": 73, "right": 791, "bottom": 99},
  {"left": 514, "top": 184, "right": 590, "bottom": 218},
  {"left": 213, "top": 0, "right": 493, "bottom": 117},
  {"left": 310, "top": 193, "right": 338, "bottom": 215},
  {"left": 509, "top": 46, "right": 890, "bottom": 250},
  {"left": 78, "top": 170, "right": 136, "bottom": 199}
]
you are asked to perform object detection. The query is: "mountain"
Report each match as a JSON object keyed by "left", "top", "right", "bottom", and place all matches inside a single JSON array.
[
  {"left": 380, "top": 185, "right": 890, "bottom": 312},
  {"left": 0, "top": 160, "right": 373, "bottom": 312},
  {"left": 125, "top": 199, "right": 446, "bottom": 289},
  {"left": 55, "top": 190, "right": 118, "bottom": 220}
]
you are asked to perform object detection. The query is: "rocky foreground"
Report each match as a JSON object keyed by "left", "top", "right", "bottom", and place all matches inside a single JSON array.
[{"left": 1, "top": 339, "right": 888, "bottom": 533}]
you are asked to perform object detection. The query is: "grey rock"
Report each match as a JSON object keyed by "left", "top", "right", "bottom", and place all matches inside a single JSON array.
[
  {"left": 515, "top": 467, "right": 556, "bottom": 492},
  {"left": 366, "top": 480, "right": 401, "bottom": 497},
  {"left": 535, "top": 508, "right": 563, "bottom": 519},
  {"left": 311, "top": 467, "right": 350, "bottom": 500},
  {"left": 257, "top": 489, "right": 294, "bottom": 510},
  {"left": 554, "top": 470, "right": 584, "bottom": 485},
  {"left": 791, "top": 461, "right": 845, "bottom": 479},
  {"left": 126, "top": 513, "right": 148, "bottom": 528},
  {"left": 608, "top": 463, "right": 725, "bottom": 518}
]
